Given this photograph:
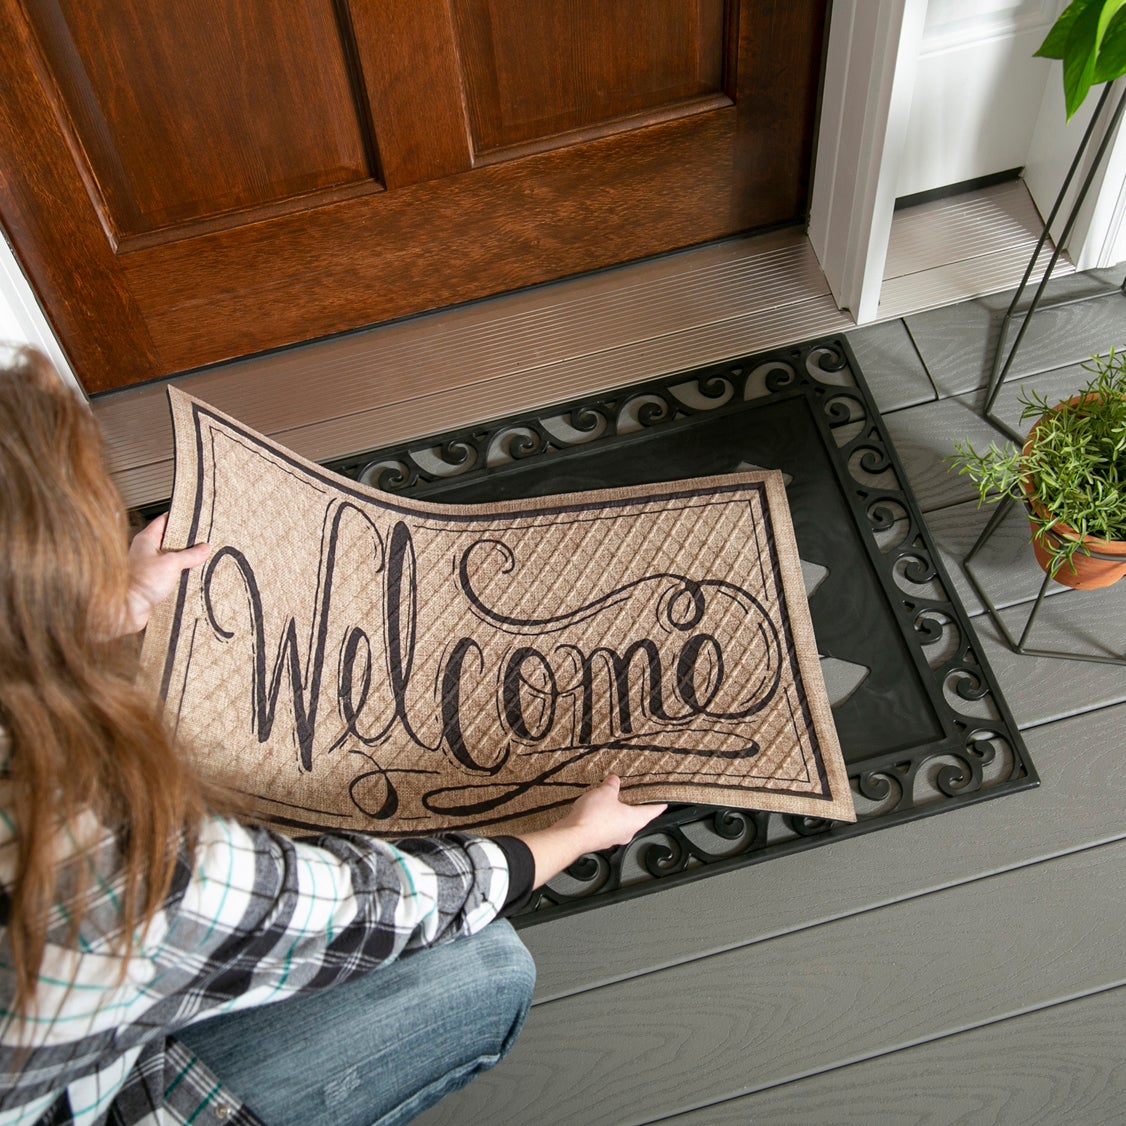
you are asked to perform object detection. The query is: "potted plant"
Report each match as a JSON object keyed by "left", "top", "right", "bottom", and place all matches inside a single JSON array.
[
  {"left": 951, "top": 349, "right": 1126, "bottom": 590},
  {"left": 1035, "top": 0, "right": 1126, "bottom": 120}
]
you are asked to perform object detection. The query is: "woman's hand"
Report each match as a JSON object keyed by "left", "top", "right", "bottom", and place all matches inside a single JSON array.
[
  {"left": 515, "top": 775, "right": 667, "bottom": 888},
  {"left": 120, "top": 514, "right": 210, "bottom": 636}
]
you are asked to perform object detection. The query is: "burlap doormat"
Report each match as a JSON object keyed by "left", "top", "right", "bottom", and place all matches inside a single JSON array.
[{"left": 140, "top": 390, "right": 855, "bottom": 835}]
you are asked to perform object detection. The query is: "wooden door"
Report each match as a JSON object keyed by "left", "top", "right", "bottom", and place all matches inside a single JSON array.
[{"left": 0, "top": 0, "right": 827, "bottom": 393}]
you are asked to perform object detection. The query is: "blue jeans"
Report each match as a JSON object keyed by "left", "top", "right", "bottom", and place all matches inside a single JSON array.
[{"left": 179, "top": 920, "right": 535, "bottom": 1126}]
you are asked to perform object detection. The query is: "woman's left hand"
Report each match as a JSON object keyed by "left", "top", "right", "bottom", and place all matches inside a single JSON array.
[{"left": 120, "top": 513, "right": 210, "bottom": 636}]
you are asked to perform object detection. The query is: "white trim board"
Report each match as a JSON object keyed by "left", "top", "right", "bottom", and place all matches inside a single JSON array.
[
  {"left": 1026, "top": 77, "right": 1126, "bottom": 271},
  {"left": 808, "top": 0, "right": 930, "bottom": 322},
  {"left": 0, "top": 235, "right": 83, "bottom": 395}
]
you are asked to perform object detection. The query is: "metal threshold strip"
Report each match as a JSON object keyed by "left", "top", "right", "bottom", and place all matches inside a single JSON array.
[{"left": 97, "top": 182, "right": 1058, "bottom": 512}]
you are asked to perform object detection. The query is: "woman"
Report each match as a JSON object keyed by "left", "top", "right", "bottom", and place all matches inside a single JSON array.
[{"left": 0, "top": 349, "right": 664, "bottom": 1125}]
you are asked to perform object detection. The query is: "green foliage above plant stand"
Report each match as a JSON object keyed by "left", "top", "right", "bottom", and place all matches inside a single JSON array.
[{"left": 1036, "top": 0, "right": 1126, "bottom": 119}]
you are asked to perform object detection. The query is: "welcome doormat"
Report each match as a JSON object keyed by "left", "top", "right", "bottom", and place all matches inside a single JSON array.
[{"left": 140, "top": 389, "right": 856, "bottom": 836}]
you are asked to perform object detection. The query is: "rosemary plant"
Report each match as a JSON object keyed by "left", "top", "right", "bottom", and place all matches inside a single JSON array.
[{"left": 951, "top": 349, "right": 1126, "bottom": 576}]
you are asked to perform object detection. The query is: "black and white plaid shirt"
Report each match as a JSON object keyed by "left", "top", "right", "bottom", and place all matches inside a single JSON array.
[{"left": 0, "top": 804, "right": 526, "bottom": 1125}]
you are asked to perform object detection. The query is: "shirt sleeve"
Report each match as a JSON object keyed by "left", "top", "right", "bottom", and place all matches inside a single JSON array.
[
  {"left": 491, "top": 835, "right": 535, "bottom": 916},
  {"left": 135, "top": 816, "right": 514, "bottom": 1027}
]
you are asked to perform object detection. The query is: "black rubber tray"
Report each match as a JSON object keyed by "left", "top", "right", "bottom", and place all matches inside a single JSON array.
[{"left": 323, "top": 336, "right": 1037, "bottom": 923}]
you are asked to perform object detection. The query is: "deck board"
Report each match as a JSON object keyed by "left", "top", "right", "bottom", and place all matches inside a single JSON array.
[
  {"left": 841, "top": 319, "right": 937, "bottom": 412},
  {"left": 923, "top": 499, "right": 1070, "bottom": 617},
  {"left": 971, "top": 610, "right": 1126, "bottom": 727},
  {"left": 414, "top": 841, "right": 1126, "bottom": 1126},
  {"left": 661, "top": 985, "right": 1126, "bottom": 1125},
  {"left": 903, "top": 270, "right": 1124, "bottom": 397}
]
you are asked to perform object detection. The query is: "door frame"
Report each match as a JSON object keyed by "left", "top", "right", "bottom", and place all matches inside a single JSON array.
[
  {"left": 806, "top": 0, "right": 930, "bottom": 323},
  {"left": 0, "top": 228, "right": 82, "bottom": 391},
  {"left": 809, "top": 0, "right": 1126, "bottom": 322}
]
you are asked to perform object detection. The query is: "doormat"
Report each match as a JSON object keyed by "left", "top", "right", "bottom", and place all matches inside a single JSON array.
[
  {"left": 314, "top": 336, "right": 1038, "bottom": 923},
  {"left": 141, "top": 390, "right": 857, "bottom": 843}
]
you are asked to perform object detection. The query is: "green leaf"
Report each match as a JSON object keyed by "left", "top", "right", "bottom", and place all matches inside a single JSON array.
[
  {"left": 1062, "top": 0, "right": 1106, "bottom": 118},
  {"left": 1036, "top": 0, "right": 1100, "bottom": 59},
  {"left": 1038, "top": 0, "right": 1126, "bottom": 117},
  {"left": 1094, "top": 7, "right": 1126, "bottom": 81},
  {"left": 1095, "top": 0, "right": 1126, "bottom": 57}
]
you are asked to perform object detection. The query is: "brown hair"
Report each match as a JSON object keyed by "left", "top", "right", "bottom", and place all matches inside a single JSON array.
[{"left": 0, "top": 348, "right": 210, "bottom": 1020}]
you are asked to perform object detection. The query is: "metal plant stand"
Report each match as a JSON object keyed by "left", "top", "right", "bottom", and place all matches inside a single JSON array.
[
  {"left": 963, "top": 495, "right": 1126, "bottom": 666},
  {"left": 982, "top": 80, "right": 1126, "bottom": 444},
  {"left": 966, "top": 80, "right": 1126, "bottom": 666}
]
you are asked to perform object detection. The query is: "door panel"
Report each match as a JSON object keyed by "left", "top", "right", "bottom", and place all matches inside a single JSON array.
[
  {"left": 0, "top": 0, "right": 828, "bottom": 392},
  {"left": 126, "top": 111, "right": 747, "bottom": 371},
  {"left": 346, "top": 0, "right": 474, "bottom": 187},
  {"left": 24, "top": 0, "right": 378, "bottom": 238},
  {"left": 452, "top": 0, "right": 729, "bottom": 158}
]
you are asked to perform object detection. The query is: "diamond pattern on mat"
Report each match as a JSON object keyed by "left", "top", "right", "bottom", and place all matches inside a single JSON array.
[{"left": 142, "top": 391, "right": 855, "bottom": 835}]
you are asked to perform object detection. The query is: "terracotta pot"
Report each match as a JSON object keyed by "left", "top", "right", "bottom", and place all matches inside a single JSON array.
[
  {"left": 1020, "top": 396, "right": 1126, "bottom": 591},
  {"left": 1023, "top": 504, "right": 1126, "bottom": 589}
]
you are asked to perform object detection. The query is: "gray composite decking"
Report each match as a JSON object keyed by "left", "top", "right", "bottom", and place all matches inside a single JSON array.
[
  {"left": 412, "top": 274, "right": 1126, "bottom": 1126},
  {"left": 92, "top": 191, "right": 1124, "bottom": 1123}
]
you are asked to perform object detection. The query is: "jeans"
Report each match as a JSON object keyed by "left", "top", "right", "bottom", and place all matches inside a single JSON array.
[{"left": 179, "top": 920, "right": 535, "bottom": 1126}]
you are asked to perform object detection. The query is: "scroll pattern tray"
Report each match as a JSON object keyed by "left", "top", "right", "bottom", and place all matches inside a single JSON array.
[{"left": 317, "top": 336, "right": 1036, "bottom": 922}]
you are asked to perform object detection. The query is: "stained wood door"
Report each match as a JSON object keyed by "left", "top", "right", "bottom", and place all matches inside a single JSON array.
[{"left": 0, "top": 0, "right": 827, "bottom": 393}]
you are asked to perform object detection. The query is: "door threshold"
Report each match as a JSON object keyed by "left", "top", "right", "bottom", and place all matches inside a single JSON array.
[{"left": 95, "top": 180, "right": 1063, "bottom": 509}]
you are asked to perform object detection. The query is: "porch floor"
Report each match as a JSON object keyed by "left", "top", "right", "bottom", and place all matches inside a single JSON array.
[
  {"left": 97, "top": 181, "right": 1126, "bottom": 1123},
  {"left": 413, "top": 260, "right": 1126, "bottom": 1126}
]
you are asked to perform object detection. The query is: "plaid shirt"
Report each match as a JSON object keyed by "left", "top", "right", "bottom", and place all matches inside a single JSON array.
[{"left": 0, "top": 802, "right": 520, "bottom": 1126}]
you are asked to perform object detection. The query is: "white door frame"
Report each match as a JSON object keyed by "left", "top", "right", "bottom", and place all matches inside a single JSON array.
[
  {"left": 1025, "top": 75, "right": 1126, "bottom": 271},
  {"left": 0, "top": 234, "right": 82, "bottom": 394},
  {"left": 809, "top": 0, "right": 1126, "bottom": 324},
  {"left": 807, "top": 0, "right": 930, "bottom": 323}
]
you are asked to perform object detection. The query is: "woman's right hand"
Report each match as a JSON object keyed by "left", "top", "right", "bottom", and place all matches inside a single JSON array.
[{"left": 514, "top": 775, "right": 666, "bottom": 888}]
